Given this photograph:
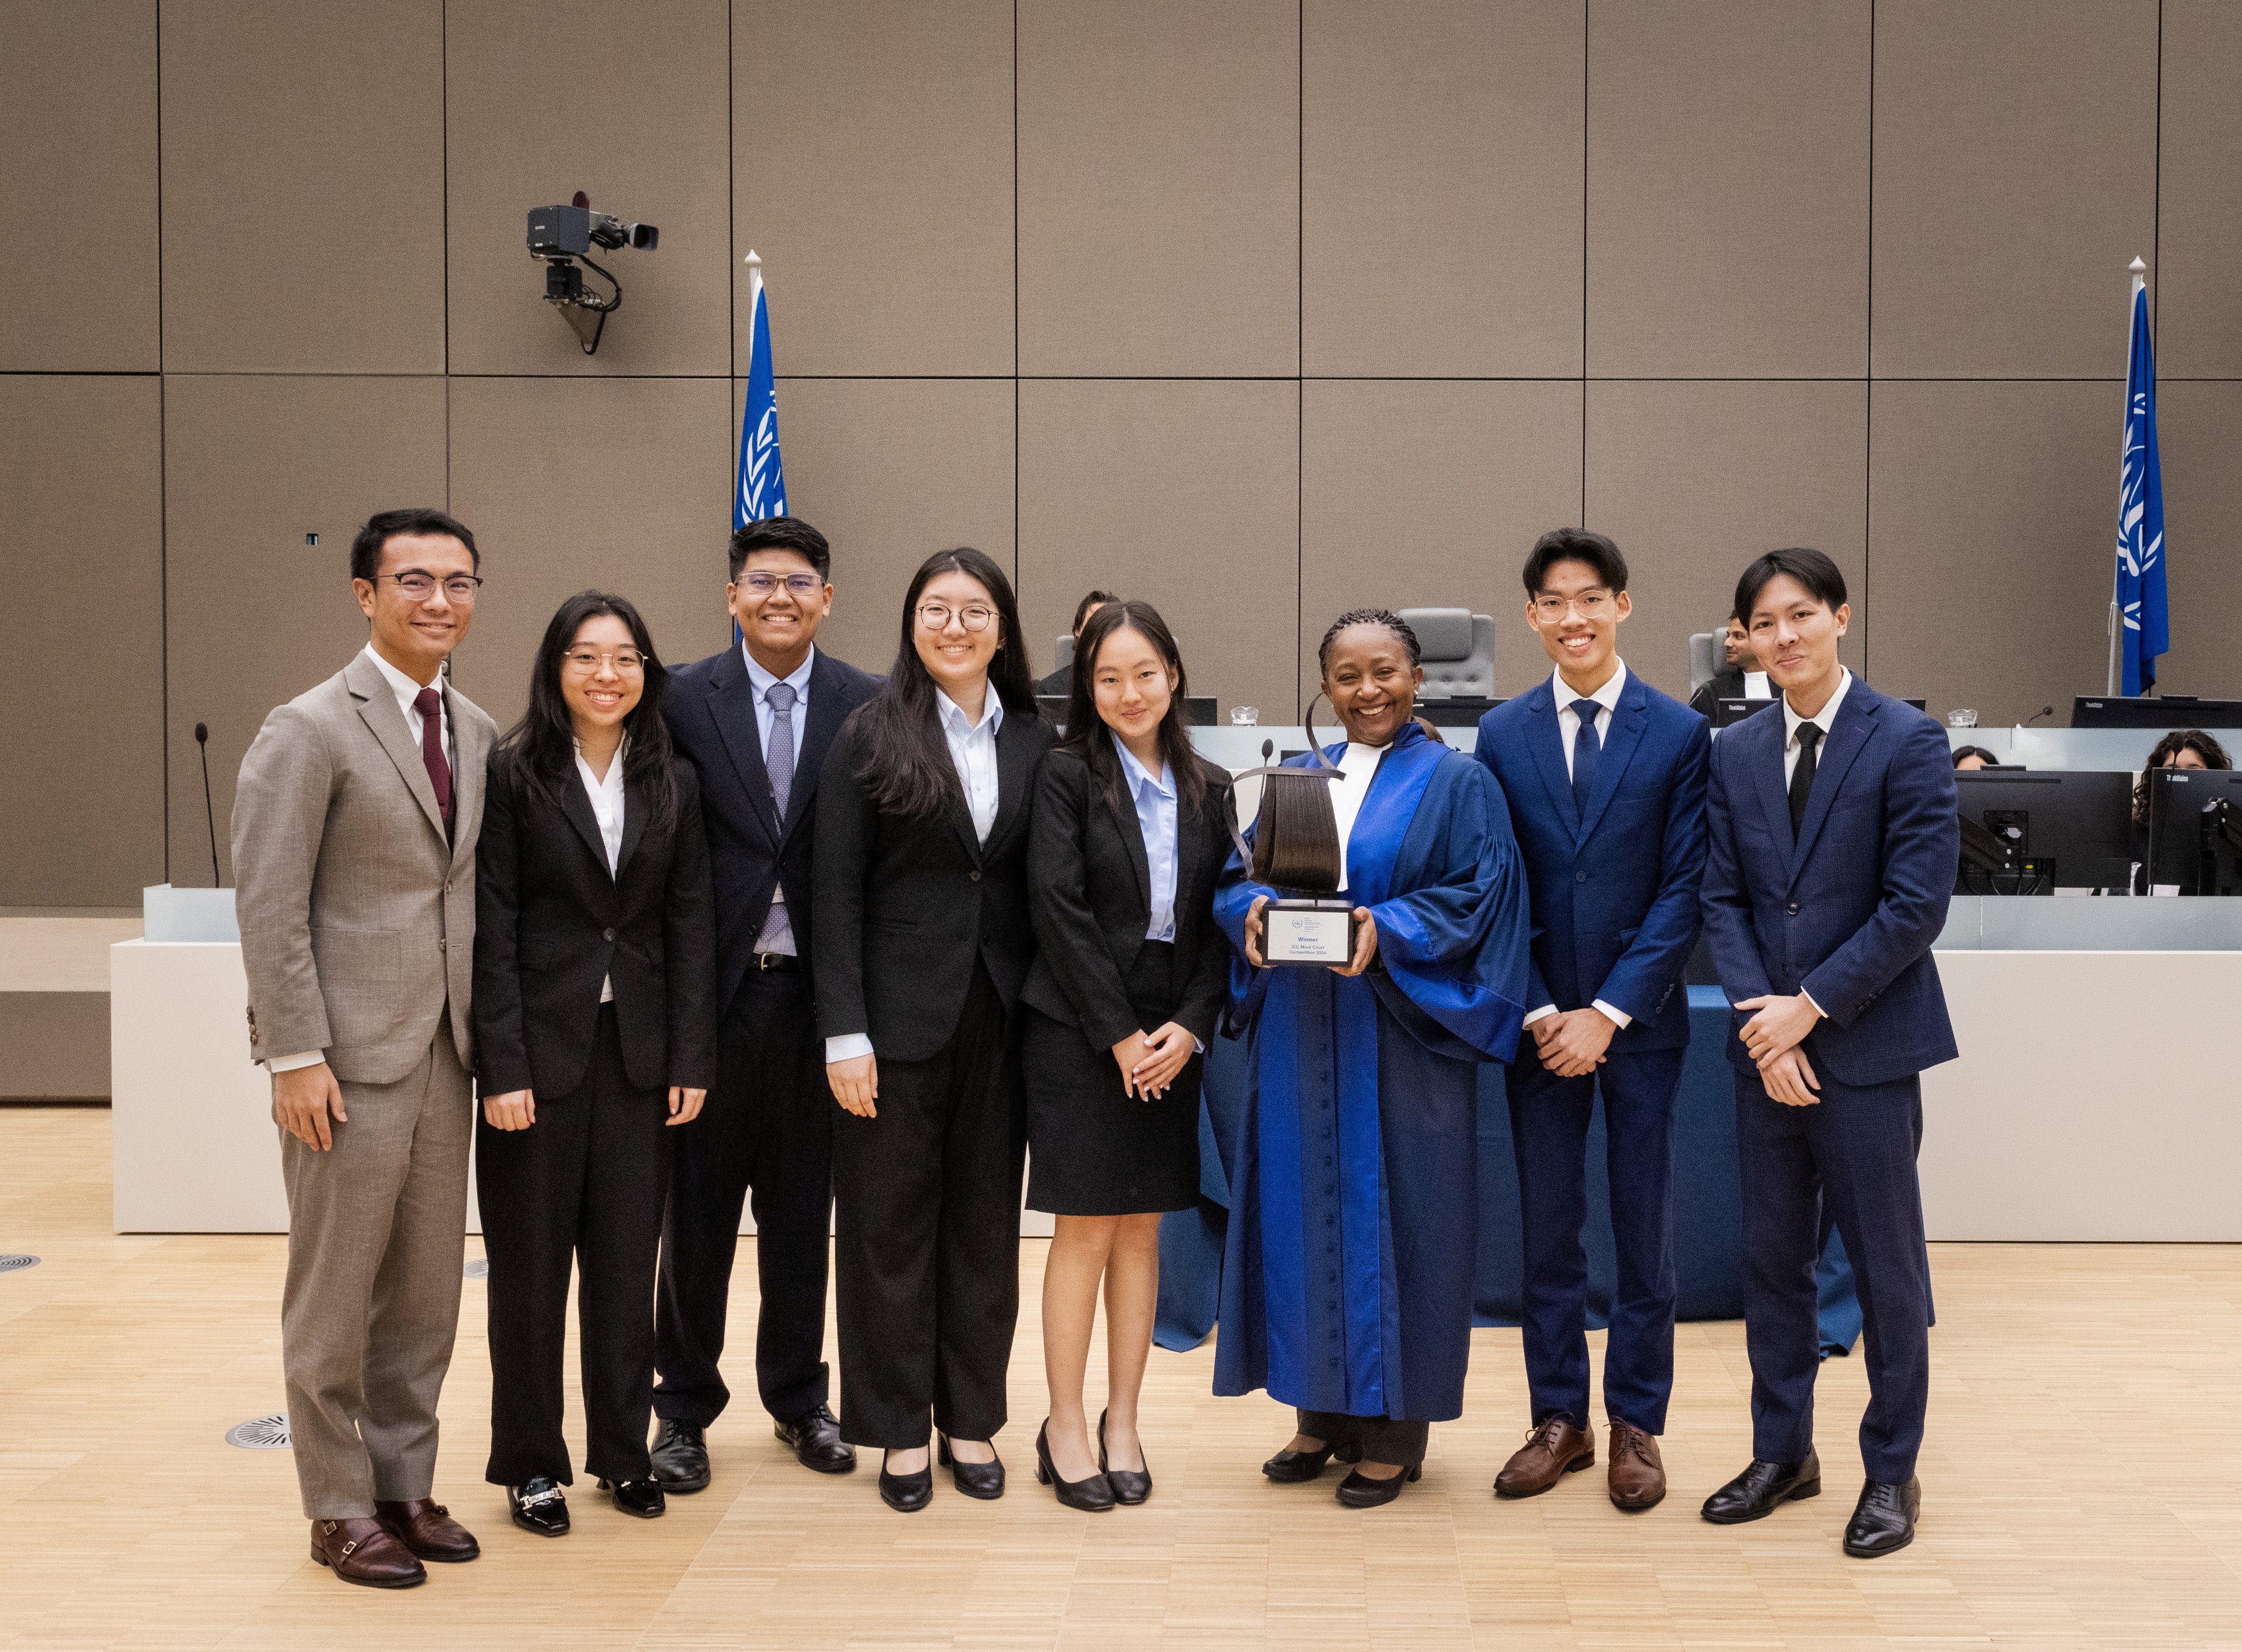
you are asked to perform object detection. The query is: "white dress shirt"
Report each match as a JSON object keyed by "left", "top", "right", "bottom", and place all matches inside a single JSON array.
[
  {"left": 1525, "top": 659, "right": 1635, "bottom": 1032},
  {"left": 1114, "top": 735, "right": 1179, "bottom": 941},
  {"left": 1776, "top": 668, "right": 1851, "bottom": 1020},
  {"left": 576, "top": 740, "right": 628, "bottom": 1003},
  {"left": 743, "top": 643, "right": 815, "bottom": 955}
]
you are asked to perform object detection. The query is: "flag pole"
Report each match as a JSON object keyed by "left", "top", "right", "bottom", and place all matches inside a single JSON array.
[{"left": 2108, "top": 256, "right": 2146, "bottom": 697}]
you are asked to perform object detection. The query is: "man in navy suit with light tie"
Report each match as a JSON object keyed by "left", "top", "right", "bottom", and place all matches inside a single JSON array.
[
  {"left": 1697, "top": 547, "right": 1957, "bottom": 1558},
  {"left": 1474, "top": 528, "right": 1709, "bottom": 1512}
]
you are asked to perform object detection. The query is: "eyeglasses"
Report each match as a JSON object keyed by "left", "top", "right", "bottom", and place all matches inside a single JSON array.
[
  {"left": 734, "top": 573, "right": 824, "bottom": 598},
  {"left": 562, "top": 647, "right": 646, "bottom": 674},
  {"left": 378, "top": 571, "right": 483, "bottom": 602},
  {"left": 916, "top": 601, "right": 996, "bottom": 633},
  {"left": 1530, "top": 590, "right": 1613, "bottom": 621}
]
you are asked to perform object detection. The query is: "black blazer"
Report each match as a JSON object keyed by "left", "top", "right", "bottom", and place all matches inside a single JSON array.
[
  {"left": 1020, "top": 743, "right": 1234, "bottom": 1052},
  {"left": 1690, "top": 667, "right": 1747, "bottom": 719},
  {"left": 812, "top": 700, "right": 1055, "bottom": 1063},
  {"left": 662, "top": 644, "right": 881, "bottom": 1018},
  {"left": 473, "top": 745, "right": 718, "bottom": 1099}
]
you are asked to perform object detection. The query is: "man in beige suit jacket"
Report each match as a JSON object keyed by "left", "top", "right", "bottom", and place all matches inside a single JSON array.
[{"left": 233, "top": 507, "right": 498, "bottom": 1590}]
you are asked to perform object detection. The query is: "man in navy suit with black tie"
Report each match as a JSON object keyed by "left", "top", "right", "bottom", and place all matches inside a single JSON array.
[
  {"left": 650, "top": 517, "right": 881, "bottom": 1489},
  {"left": 1474, "top": 528, "right": 1710, "bottom": 1512},
  {"left": 1697, "top": 547, "right": 1957, "bottom": 1558}
]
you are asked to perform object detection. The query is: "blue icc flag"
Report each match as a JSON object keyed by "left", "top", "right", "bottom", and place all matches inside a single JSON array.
[
  {"left": 2113, "top": 272, "right": 2168, "bottom": 696},
  {"left": 736, "top": 250, "right": 788, "bottom": 529}
]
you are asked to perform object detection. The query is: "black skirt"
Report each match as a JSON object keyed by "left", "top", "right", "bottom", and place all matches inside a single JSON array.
[{"left": 1024, "top": 940, "right": 1203, "bottom": 1217}]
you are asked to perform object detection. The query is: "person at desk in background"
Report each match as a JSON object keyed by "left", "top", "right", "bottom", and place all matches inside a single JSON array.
[
  {"left": 1035, "top": 588, "right": 1120, "bottom": 699},
  {"left": 233, "top": 507, "right": 497, "bottom": 1589},
  {"left": 1690, "top": 613, "right": 1771, "bottom": 718},
  {"left": 1472, "top": 528, "right": 1710, "bottom": 1512},
  {"left": 473, "top": 592, "right": 716, "bottom": 1534},
  {"left": 1216, "top": 609, "right": 1530, "bottom": 1509},
  {"left": 1951, "top": 746, "right": 1999, "bottom": 772},
  {"left": 2131, "top": 729, "right": 2232, "bottom": 890},
  {"left": 651, "top": 518, "right": 881, "bottom": 1495},
  {"left": 1021, "top": 600, "right": 1235, "bottom": 1511},
  {"left": 1698, "top": 547, "right": 1957, "bottom": 1560}
]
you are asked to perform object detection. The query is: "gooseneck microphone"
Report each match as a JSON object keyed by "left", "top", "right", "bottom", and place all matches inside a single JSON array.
[
  {"left": 194, "top": 722, "right": 222, "bottom": 887},
  {"left": 2023, "top": 705, "right": 2055, "bottom": 726}
]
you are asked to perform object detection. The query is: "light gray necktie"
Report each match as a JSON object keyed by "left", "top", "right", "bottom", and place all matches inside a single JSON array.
[{"left": 756, "top": 681, "right": 798, "bottom": 951}]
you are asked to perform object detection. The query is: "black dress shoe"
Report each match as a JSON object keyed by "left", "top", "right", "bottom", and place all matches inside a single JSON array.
[
  {"left": 598, "top": 1477, "right": 666, "bottom": 1519},
  {"left": 1261, "top": 1436, "right": 1363, "bottom": 1483},
  {"left": 878, "top": 1451, "right": 933, "bottom": 1514},
  {"left": 650, "top": 1419, "right": 710, "bottom": 1493},
  {"left": 1335, "top": 1463, "right": 1421, "bottom": 1509},
  {"left": 507, "top": 1477, "right": 571, "bottom": 1537},
  {"left": 1036, "top": 1419, "right": 1115, "bottom": 1511},
  {"left": 1097, "top": 1410, "right": 1150, "bottom": 1506},
  {"left": 937, "top": 1432, "right": 1006, "bottom": 1500},
  {"left": 1700, "top": 1453, "right": 1822, "bottom": 1525},
  {"left": 1843, "top": 1475, "right": 1920, "bottom": 1557},
  {"left": 775, "top": 1404, "right": 858, "bottom": 1475}
]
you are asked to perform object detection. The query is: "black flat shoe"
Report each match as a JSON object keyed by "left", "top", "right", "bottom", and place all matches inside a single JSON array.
[
  {"left": 1261, "top": 1436, "right": 1363, "bottom": 1483},
  {"left": 506, "top": 1476, "right": 570, "bottom": 1537},
  {"left": 775, "top": 1403, "right": 858, "bottom": 1474},
  {"left": 1335, "top": 1463, "right": 1421, "bottom": 1509},
  {"left": 1700, "top": 1452, "right": 1822, "bottom": 1525},
  {"left": 937, "top": 1432, "right": 1007, "bottom": 1500},
  {"left": 1097, "top": 1410, "right": 1150, "bottom": 1505},
  {"left": 878, "top": 1451, "right": 933, "bottom": 1514},
  {"left": 650, "top": 1419, "right": 710, "bottom": 1493},
  {"left": 597, "top": 1477, "right": 665, "bottom": 1518},
  {"left": 1036, "top": 1419, "right": 1115, "bottom": 1511},
  {"left": 1842, "top": 1475, "right": 1920, "bottom": 1558}
]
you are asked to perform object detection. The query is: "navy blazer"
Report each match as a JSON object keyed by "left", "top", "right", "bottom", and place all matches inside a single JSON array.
[
  {"left": 1699, "top": 677, "right": 1960, "bottom": 1087},
  {"left": 661, "top": 643, "right": 882, "bottom": 1020},
  {"left": 1474, "top": 668, "right": 1709, "bottom": 1051}
]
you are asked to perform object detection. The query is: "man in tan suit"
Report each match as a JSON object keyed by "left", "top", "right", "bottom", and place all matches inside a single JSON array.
[{"left": 234, "top": 507, "right": 498, "bottom": 1589}]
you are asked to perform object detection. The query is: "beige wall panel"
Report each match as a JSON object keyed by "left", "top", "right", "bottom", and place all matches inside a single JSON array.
[
  {"left": 1300, "top": 380, "right": 1582, "bottom": 707},
  {"left": 1301, "top": 0, "right": 1582, "bottom": 378},
  {"left": 1019, "top": 0, "right": 1298, "bottom": 377},
  {"left": 0, "top": 1, "right": 159, "bottom": 371},
  {"left": 2154, "top": 1, "right": 2242, "bottom": 378},
  {"left": 1019, "top": 382, "right": 1298, "bottom": 716},
  {"left": 447, "top": 378, "right": 734, "bottom": 729},
  {"left": 757, "top": 378, "right": 1016, "bottom": 674},
  {"left": 734, "top": 0, "right": 1014, "bottom": 377},
  {"left": 1588, "top": 1, "right": 1869, "bottom": 378},
  {"left": 1869, "top": 382, "right": 2116, "bottom": 725},
  {"left": 1586, "top": 382, "right": 1866, "bottom": 702},
  {"left": 1872, "top": 1, "right": 2156, "bottom": 378},
  {"left": 163, "top": 376, "right": 447, "bottom": 884},
  {"left": 2, "top": 378, "right": 163, "bottom": 905},
  {"left": 2150, "top": 383, "right": 2242, "bottom": 700},
  {"left": 160, "top": 0, "right": 444, "bottom": 374},
  {"left": 448, "top": 0, "right": 729, "bottom": 376}
]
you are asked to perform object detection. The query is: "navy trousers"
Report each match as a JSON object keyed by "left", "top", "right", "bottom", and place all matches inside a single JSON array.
[
  {"left": 1734, "top": 1065, "right": 1932, "bottom": 1484},
  {"left": 1507, "top": 1045, "right": 1687, "bottom": 1435}
]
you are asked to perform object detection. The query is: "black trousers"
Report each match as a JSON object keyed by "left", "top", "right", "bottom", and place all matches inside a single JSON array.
[
  {"left": 654, "top": 964, "right": 834, "bottom": 1427},
  {"left": 1297, "top": 1409, "right": 1429, "bottom": 1468},
  {"left": 478, "top": 1004, "right": 671, "bottom": 1486},
  {"left": 831, "top": 964, "right": 1025, "bottom": 1448}
]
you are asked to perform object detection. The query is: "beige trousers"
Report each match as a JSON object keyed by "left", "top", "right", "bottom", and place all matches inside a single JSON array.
[{"left": 278, "top": 1023, "right": 472, "bottom": 1519}]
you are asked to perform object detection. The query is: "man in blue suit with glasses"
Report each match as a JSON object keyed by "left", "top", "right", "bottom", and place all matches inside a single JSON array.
[{"left": 1474, "top": 527, "right": 1710, "bottom": 1514}]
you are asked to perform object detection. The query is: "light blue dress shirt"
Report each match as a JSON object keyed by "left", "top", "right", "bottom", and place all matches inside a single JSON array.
[
  {"left": 1113, "top": 734, "right": 1179, "bottom": 943},
  {"left": 742, "top": 643, "right": 815, "bottom": 955}
]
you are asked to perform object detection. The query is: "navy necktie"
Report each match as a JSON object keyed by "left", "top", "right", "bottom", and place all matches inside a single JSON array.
[{"left": 1570, "top": 697, "right": 1601, "bottom": 821}]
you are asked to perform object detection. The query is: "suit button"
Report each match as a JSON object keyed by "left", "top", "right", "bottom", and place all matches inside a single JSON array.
[
  {"left": 1576, "top": 870, "right": 1588, "bottom": 884},
  {"left": 1787, "top": 902, "right": 1800, "bottom": 916},
  {"left": 969, "top": 871, "right": 981, "bottom": 882},
  {"left": 603, "top": 927, "right": 616, "bottom": 941}
]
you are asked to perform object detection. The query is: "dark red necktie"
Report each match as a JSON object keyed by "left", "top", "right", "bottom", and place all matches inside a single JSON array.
[{"left": 414, "top": 686, "right": 453, "bottom": 829}]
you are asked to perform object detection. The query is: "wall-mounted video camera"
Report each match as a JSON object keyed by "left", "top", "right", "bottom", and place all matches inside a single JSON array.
[{"left": 526, "top": 193, "right": 659, "bottom": 355}]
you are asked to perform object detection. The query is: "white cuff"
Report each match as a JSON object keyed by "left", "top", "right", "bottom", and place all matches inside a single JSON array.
[
  {"left": 1521, "top": 1004, "right": 1560, "bottom": 1027},
  {"left": 1800, "top": 989, "right": 1826, "bottom": 1020},
  {"left": 824, "top": 1033, "right": 874, "bottom": 1064},
  {"left": 265, "top": 1050, "right": 325, "bottom": 1074},
  {"left": 1591, "top": 999, "right": 1633, "bottom": 1029}
]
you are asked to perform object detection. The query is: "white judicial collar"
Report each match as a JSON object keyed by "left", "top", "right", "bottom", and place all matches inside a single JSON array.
[{"left": 1327, "top": 742, "right": 1389, "bottom": 895}]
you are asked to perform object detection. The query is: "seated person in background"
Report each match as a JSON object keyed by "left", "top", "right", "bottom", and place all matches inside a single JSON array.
[
  {"left": 1035, "top": 590, "right": 1120, "bottom": 699},
  {"left": 2131, "top": 728, "right": 2232, "bottom": 823},
  {"left": 1951, "top": 746, "right": 1999, "bottom": 772},
  {"left": 1689, "top": 614, "right": 1771, "bottom": 718}
]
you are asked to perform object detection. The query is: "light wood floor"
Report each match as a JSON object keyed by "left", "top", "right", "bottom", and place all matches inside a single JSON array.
[{"left": 3, "top": 1105, "right": 2240, "bottom": 1650}]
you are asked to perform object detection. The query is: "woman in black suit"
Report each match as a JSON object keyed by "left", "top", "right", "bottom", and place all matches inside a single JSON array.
[
  {"left": 1022, "top": 600, "right": 1233, "bottom": 1510},
  {"left": 813, "top": 546, "right": 1055, "bottom": 1513},
  {"left": 473, "top": 591, "right": 716, "bottom": 1535}
]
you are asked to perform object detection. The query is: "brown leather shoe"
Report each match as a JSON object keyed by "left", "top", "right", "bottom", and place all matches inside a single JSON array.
[
  {"left": 309, "top": 1518, "right": 427, "bottom": 1588},
  {"left": 1494, "top": 1417, "right": 1596, "bottom": 1498},
  {"left": 375, "top": 1498, "right": 481, "bottom": 1562},
  {"left": 1606, "top": 1422, "right": 1666, "bottom": 1510}
]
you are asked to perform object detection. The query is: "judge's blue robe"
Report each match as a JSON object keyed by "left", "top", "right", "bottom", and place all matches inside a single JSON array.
[{"left": 1212, "top": 725, "right": 1530, "bottom": 1422}]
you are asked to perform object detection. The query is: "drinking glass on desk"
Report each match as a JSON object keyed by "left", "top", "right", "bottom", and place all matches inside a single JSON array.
[
  {"left": 1948, "top": 709, "right": 1979, "bottom": 728},
  {"left": 1231, "top": 706, "right": 1259, "bottom": 726}
]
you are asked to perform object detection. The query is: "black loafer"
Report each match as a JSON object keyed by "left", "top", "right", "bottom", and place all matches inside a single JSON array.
[
  {"left": 598, "top": 1477, "right": 665, "bottom": 1519},
  {"left": 1842, "top": 1475, "right": 1920, "bottom": 1558},
  {"left": 650, "top": 1419, "right": 710, "bottom": 1493},
  {"left": 937, "top": 1433, "right": 1006, "bottom": 1500},
  {"left": 1261, "top": 1437, "right": 1363, "bottom": 1483},
  {"left": 1335, "top": 1463, "right": 1420, "bottom": 1509},
  {"left": 1097, "top": 1410, "right": 1150, "bottom": 1506},
  {"left": 1700, "top": 1453, "right": 1822, "bottom": 1525},
  {"left": 878, "top": 1452, "right": 933, "bottom": 1514},
  {"left": 775, "top": 1404, "right": 857, "bottom": 1475},
  {"left": 507, "top": 1476, "right": 571, "bottom": 1537}
]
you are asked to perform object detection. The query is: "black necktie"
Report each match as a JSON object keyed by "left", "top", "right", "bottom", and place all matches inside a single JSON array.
[
  {"left": 1789, "top": 721, "right": 1822, "bottom": 839},
  {"left": 1569, "top": 697, "right": 1601, "bottom": 822}
]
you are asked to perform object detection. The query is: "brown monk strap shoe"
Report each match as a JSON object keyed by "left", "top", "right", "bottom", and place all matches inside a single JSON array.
[
  {"left": 374, "top": 1498, "right": 480, "bottom": 1562},
  {"left": 1494, "top": 1416, "right": 1596, "bottom": 1498},
  {"left": 310, "top": 1517, "right": 427, "bottom": 1589},
  {"left": 1606, "top": 1422, "right": 1666, "bottom": 1510}
]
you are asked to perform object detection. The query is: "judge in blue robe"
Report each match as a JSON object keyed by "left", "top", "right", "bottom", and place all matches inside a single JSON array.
[{"left": 1213, "top": 609, "right": 1530, "bottom": 1509}]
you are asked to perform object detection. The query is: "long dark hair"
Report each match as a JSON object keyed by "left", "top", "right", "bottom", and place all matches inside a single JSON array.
[
  {"left": 498, "top": 590, "right": 680, "bottom": 832},
  {"left": 850, "top": 547, "right": 1036, "bottom": 821},
  {"left": 2133, "top": 727, "right": 2234, "bottom": 822},
  {"left": 1063, "top": 599, "right": 1210, "bottom": 816}
]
